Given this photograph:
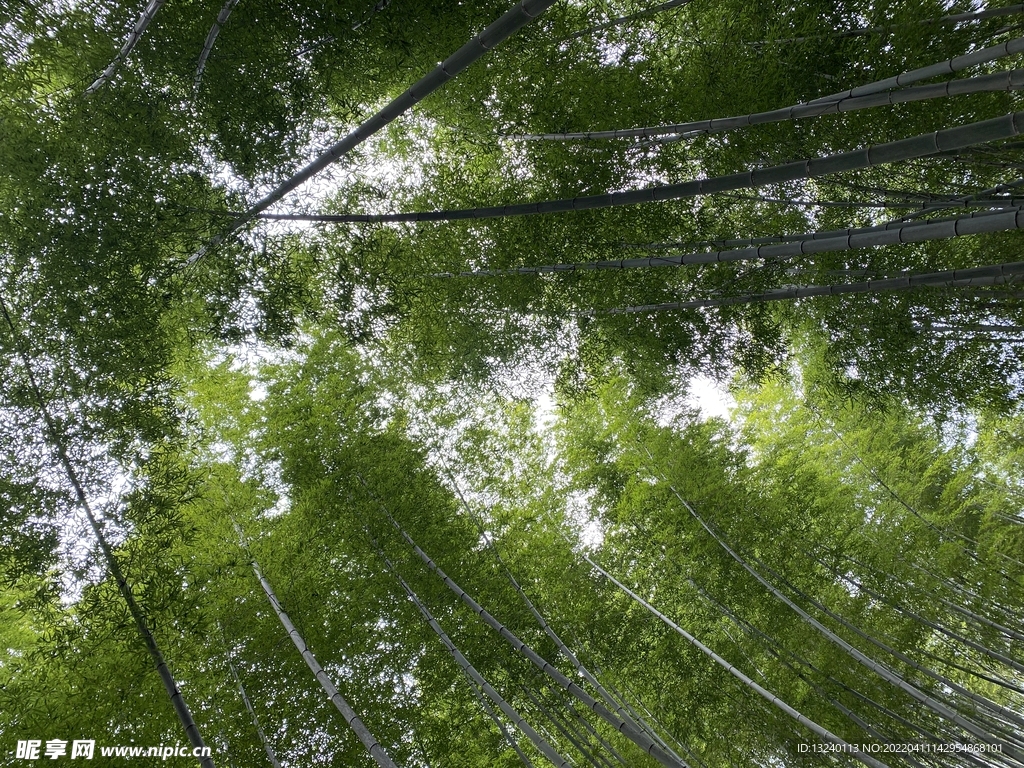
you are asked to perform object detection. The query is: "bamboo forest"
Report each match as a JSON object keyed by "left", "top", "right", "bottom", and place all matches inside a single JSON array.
[{"left": 4, "top": 0, "right": 1024, "bottom": 765}]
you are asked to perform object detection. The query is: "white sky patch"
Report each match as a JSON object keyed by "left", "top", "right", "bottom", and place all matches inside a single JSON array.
[{"left": 685, "top": 374, "right": 736, "bottom": 421}]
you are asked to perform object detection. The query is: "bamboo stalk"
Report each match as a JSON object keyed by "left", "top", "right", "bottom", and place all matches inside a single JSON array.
[
  {"left": 225, "top": 652, "right": 282, "bottom": 768},
  {"left": 758, "top": 555, "right": 1024, "bottom": 752},
  {"left": 807, "top": 407, "right": 1024, "bottom": 579},
  {"left": 437, "top": 457, "right": 686, "bottom": 764},
  {"left": 598, "top": 262, "right": 1024, "bottom": 315},
  {"left": 571, "top": 542, "right": 891, "bottom": 768},
  {"left": 434, "top": 208, "right": 1024, "bottom": 278},
  {"left": 194, "top": 0, "right": 241, "bottom": 89},
  {"left": 699, "top": 586, "right": 941, "bottom": 768},
  {"left": 246, "top": 113, "right": 1024, "bottom": 225},
  {"left": 357, "top": 476, "right": 691, "bottom": 768},
  {"left": 0, "top": 295, "right": 215, "bottom": 767},
  {"left": 374, "top": 542, "right": 571, "bottom": 768},
  {"left": 653, "top": 481, "right": 1024, "bottom": 757},
  {"left": 466, "top": 676, "right": 539, "bottom": 768},
  {"left": 235, "top": 525, "right": 399, "bottom": 768},
  {"left": 833, "top": 553, "right": 1024, "bottom": 677},
  {"left": 504, "top": 69, "right": 1024, "bottom": 142},
  {"left": 520, "top": 685, "right": 610, "bottom": 768},
  {"left": 188, "top": 0, "right": 558, "bottom": 265},
  {"left": 809, "top": 35, "right": 1024, "bottom": 103},
  {"left": 820, "top": 565, "right": 1024, "bottom": 678},
  {"left": 85, "top": 0, "right": 166, "bottom": 93}
]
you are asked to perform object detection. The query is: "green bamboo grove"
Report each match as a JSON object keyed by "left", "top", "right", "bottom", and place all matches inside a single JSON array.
[{"left": 1, "top": 0, "right": 1023, "bottom": 766}]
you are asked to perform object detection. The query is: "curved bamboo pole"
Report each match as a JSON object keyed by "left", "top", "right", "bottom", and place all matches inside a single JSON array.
[
  {"left": 187, "top": 0, "right": 558, "bottom": 265},
  {"left": 503, "top": 69, "right": 1024, "bottom": 142},
  {"left": 194, "top": 0, "right": 241, "bottom": 89},
  {"left": 85, "top": 0, "right": 166, "bottom": 93},
  {"left": 245, "top": 112, "right": 1024, "bottom": 224},
  {"left": 0, "top": 295, "right": 215, "bottom": 767}
]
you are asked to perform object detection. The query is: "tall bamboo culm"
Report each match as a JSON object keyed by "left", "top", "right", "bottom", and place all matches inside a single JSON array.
[
  {"left": 356, "top": 475, "right": 691, "bottom": 768},
  {"left": 85, "top": 0, "right": 167, "bottom": 93},
  {"left": 235, "top": 525, "right": 399, "bottom": 768},
  {"left": 0, "top": 295, "right": 215, "bottom": 768},
  {"left": 504, "top": 69, "right": 1024, "bottom": 142},
  {"left": 245, "top": 113, "right": 1024, "bottom": 225},
  {"left": 570, "top": 541, "right": 890, "bottom": 768},
  {"left": 438, "top": 458, "right": 689, "bottom": 764},
  {"left": 372, "top": 541, "right": 572, "bottom": 768},
  {"left": 188, "top": 0, "right": 559, "bottom": 265}
]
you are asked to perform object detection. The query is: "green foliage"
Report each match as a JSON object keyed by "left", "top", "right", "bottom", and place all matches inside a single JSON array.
[{"left": 3, "top": 1, "right": 1024, "bottom": 766}]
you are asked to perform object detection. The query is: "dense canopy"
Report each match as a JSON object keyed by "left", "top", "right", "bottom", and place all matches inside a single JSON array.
[{"left": 1, "top": 0, "right": 1023, "bottom": 766}]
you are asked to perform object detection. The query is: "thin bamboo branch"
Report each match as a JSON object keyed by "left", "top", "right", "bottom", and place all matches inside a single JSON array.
[
  {"left": 187, "top": 0, "right": 558, "bottom": 265},
  {"left": 0, "top": 295, "right": 215, "bottom": 767},
  {"left": 566, "top": 0, "right": 694, "bottom": 40},
  {"left": 758, "top": 4, "right": 1024, "bottom": 45},
  {"left": 246, "top": 113, "right": 1024, "bottom": 224},
  {"left": 85, "top": 0, "right": 166, "bottom": 93},
  {"left": 194, "top": 0, "right": 241, "bottom": 89}
]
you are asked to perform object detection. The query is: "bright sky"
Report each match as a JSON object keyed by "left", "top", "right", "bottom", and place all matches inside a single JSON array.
[{"left": 686, "top": 374, "right": 736, "bottom": 421}]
